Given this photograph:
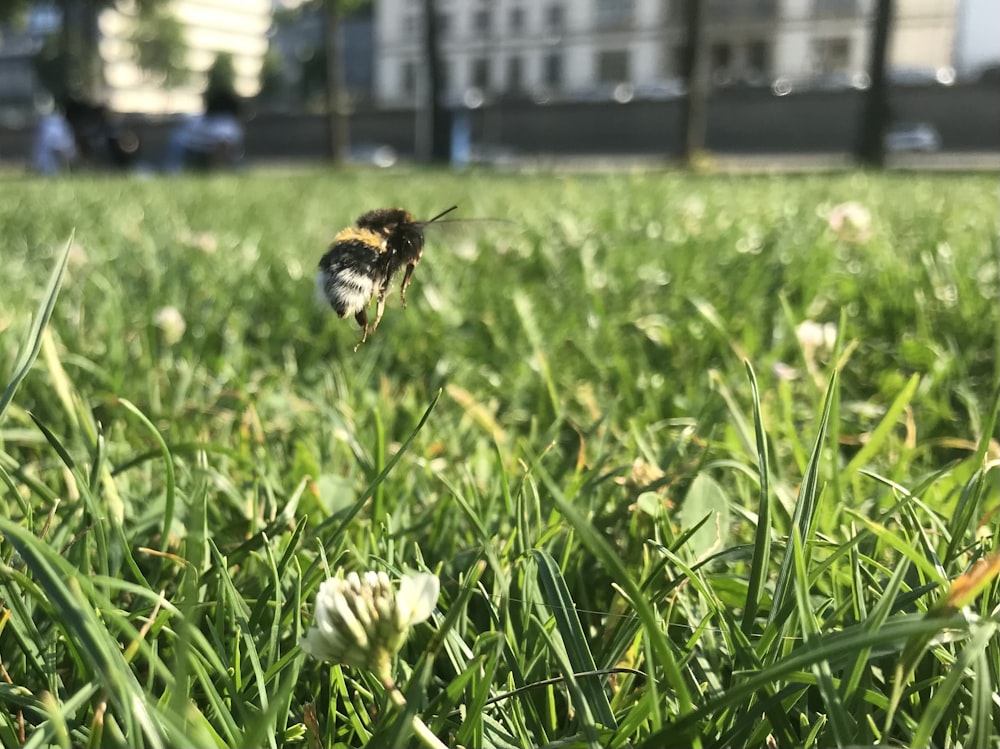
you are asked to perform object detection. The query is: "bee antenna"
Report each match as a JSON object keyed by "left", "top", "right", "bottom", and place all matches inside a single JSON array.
[{"left": 426, "top": 205, "right": 458, "bottom": 224}]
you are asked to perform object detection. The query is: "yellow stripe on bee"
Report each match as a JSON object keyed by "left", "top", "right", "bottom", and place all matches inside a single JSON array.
[{"left": 333, "top": 226, "right": 387, "bottom": 252}]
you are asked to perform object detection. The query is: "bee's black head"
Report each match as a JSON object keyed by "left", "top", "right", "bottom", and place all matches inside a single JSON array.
[
  {"left": 392, "top": 223, "right": 425, "bottom": 263},
  {"left": 355, "top": 207, "right": 425, "bottom": 262},
  {"left": 353, "top": 206, "right": 458, "bottom": 264}
]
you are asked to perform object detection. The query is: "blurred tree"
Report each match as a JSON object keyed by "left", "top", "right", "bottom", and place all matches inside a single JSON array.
[
  {"left": 257, "top": 49, "right": 287, "bottom": 106},
  {"left": 421, "top": 0, "right": 449, "bottom": 163},
  {"left": 291, "top": 0, "right": 370, "bottom": 163},
  {"left": 130, "top": 4, "right": 189, "bottom": 89},
  {"left": 18, "top": 0, "right": 187, "bottom": 103},
  {"left": 323, "top": 0, "right": 348, "bottom": 163},
  {"left": 56, "top": 0, "right": 103, "bottom": 100},
  {"left": 264, "top": 1, "right": 380, "bottom": 156},
  {"left": 299, "top": 46, "right": 328, "bottom": 106},
  {"left": 32, "top": 33, "right": 72, "bottom": 103},
  {"left": 0, "top": 1, "right": 32, "bottom": 24},
  {"left": 679, "top": 0, "right": 709, "bottom": 165},
  {"left": 856, "top": 0, "right": 893, "bottom": 166},
  {"left": 206, "top": 51, "right": 238, "bottom": 97}
]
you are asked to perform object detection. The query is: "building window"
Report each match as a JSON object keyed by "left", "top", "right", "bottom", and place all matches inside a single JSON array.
[
  {"left": 401, "top": 60, "right": 416, "bottom": 96},
  {"left": 543, "top": 52, "right": 563, "bottom": 87},
  {"left": 509, "top": 6, "right": 525, "bottom": 33},
  {"left": 813, "top": 0, "right": 857, "bottom": 19},
  {"left": 747, "top": 40, "right": 771, "bottom": 77},
  {"left": 710, "top": 42, "right": 733, "bottom": 80},
  {"left": 403, "top": 13, "right": 417, "bottom": 37},
  {"left": 709, "top": 0, "right": 776, "bottom": 21},
  {"left": 474, "top": 9, "right": 491, "bottom": 38},
  {"left": 440, "top": 59, "right": 451, "bottom": 93},
  {"left": 507, "top": 56, "right": 523, "bottom": 91},
  {"left": 751, "top": 0, "right": 779, "bottom": 19},
  {"left": 596, "top": 0, "right": 634, "bottom": 29},
  {"left": 597, "top": 49, "right": 630, "bottom": 82},
  {"left": 672, "top": 43, "right": 690, "bottom": 77},
  {"left": 546, "top": 4, "right": 565, "bottom": 33},
  {"left": 472, "top": 57, "right": 490, "bottom": 90},
  {"left": 665, "top": 0, "right": 689, "bottom": 24},
  {"left": 436, "top": 12, "right": 451, "bottom": 39},
  {"left": 812, "top": 37, "right": 850, "bottom": 73}
]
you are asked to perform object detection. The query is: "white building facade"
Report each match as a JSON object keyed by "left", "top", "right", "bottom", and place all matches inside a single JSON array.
[
  {"left": 952, "top": 0, "right": 1000, "bottom": 76},
  {"left": 374, "top": 0, "right": 966, "bottom": 106},
  {"left": 99, "top": 0, "right": 272, "bottom": 113}
]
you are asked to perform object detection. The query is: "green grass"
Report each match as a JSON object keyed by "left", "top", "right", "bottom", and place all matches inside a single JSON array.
[{"left": 0, "top": 166, "right": 998, "bottom": 748}]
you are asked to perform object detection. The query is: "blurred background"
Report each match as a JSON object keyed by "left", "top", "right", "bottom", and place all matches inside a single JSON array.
[{"left": 0, "top": 0, "right": 997, "bottom": 171}]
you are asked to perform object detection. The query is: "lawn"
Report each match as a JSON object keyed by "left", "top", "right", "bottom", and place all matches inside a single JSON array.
[{"left": 0, "top": 167, "right": 998, "bottom": 748}]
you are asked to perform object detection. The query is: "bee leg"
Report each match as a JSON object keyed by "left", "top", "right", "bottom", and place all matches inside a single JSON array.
[
  {"left": 400, "top": 263, "right": 417, "bottom": 307},
  {"left": 372, "top": 285, "right": 389, "bottom": 331},
  {"left": 353, "top": 309, "right": 370, "bottom": 351},
  {"left": 354, "top": 308, "right": 369, "bottom": 332}
]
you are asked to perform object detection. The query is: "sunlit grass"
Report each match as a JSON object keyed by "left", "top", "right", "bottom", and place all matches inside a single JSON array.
[{"left": 0, "top": 167, "right": 998, "bottom": 748}]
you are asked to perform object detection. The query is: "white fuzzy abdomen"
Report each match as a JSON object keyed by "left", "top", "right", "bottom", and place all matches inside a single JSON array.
[{"left": 316, "top": 267, "right": 375, "bottom": 318}]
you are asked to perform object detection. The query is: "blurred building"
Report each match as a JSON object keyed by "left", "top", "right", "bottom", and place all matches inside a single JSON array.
[
  {"left": 373, "top": 0, "right": 974, "bottom": 106},
  {"left": 100, "top": 0, "right": 272, "bottom": 113},
  {"left": 952, "top": 0, "right": 1000, "bottom": 77},
  {"left": 0, "top": 1, "right": 271, "bottom": 116}
]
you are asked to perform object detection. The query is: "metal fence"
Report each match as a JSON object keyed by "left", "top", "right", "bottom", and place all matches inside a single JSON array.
[{"left": 1, "top": 83, "right": 996, "bottom": 169}]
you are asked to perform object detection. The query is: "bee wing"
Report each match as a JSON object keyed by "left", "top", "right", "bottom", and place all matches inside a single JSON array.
[{"left": 418, "top": 217, "right": 518, "bottom": 239}]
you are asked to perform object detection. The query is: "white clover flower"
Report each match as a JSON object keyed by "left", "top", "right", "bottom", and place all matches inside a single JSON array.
[
  {"left": 301, "top": 570, "right": 439, "bottom": 676},
  {"left": 772, "top": 361, "right": 800, "bottom": 381},
  {"left": 183, "top": 231, "right": 218, "bottom": 254},
  {"left": 795, "top": 320, "right": 837, "bottom": 355},
  {"left": 67, "top": 240, "right": 88, "bottom": 273},
  {"left": 153, "top": 305, "right": 186, "bottom": 345},
  {"left": 796, "top": 319, "right": 838, "bottom": 381},
  {"left": 826, "top": 201, "right": 872, "bottom": 244}
]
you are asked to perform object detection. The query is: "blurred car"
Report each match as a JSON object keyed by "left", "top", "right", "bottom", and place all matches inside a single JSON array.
[
  {"left": 889, "top": 67, "right": 955, "bottom": 86},
  {"left": 562, "top": 82, "right": 636, "bottom": 103},
  {"left": 634, "top": 79, "right": 687, "bottom": 100},
  {"left": 469, "top": 144, "right": 518, "bottom": 166},
  {"left": 884, "top": 122, "right": 942, "bottom": 152},
  {"left": 347, "top": 143, "right": 397, "bottom": 168},
  {"left": 771, "top": 71, "right": 869, "bottom": 96},
  {"left": 974, "top": 64, "right": 1000, "bottom": 85}
]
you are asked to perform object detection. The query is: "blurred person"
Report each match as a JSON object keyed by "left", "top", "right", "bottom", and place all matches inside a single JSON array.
[
  {"left": 63, "top": 97, "right": 141, "bottom": 170},
  {"left": 163, "top": 88, "right": 244, "bottom": 172},
  {"left": 31, "top": 101, "right": 77, "bottom": 174}
]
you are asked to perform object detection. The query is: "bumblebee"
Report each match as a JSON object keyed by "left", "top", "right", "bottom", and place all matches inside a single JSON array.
[{"left": 316, "top": 205, "right": 457, "bottom": 349}]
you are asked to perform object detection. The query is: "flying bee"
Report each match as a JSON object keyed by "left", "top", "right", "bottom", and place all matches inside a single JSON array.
[{"left": 316, "top": 205, "right": 458, "bottom": 349}]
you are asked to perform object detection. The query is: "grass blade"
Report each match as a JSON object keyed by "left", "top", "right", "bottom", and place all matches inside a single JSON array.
[
  {"left": 531, "top": 549, "right": 617, "bottom": 729},
  {"left": 0, "top": 233, "right": 73, "bottom": 423},
  {"left": 741, "top": 360, "right": 772, "bottom": 633},
  {"left": 536, "top": 467, "right": 695, "bottom": 728},
  {"left": 908, "top": 621, "right": 998, "bottom": 748},
  {"left": 644, "top": 611, "right": 972, "bottom": 743},
  {"left": 790, "top": 529, "right": 854, "bottom": 745},
  {"left": 118, "top": 398, "right": 177, "bottom": 560},
  {"left": 0, "top": 517, "right": 164, "bottom": 747},
  {"left": 842, "top": 373, "right": 919, "bottom": 479},
  {"left": 768, "top": 369, "right": 839, "bottom": 628},
  {"left": 310, "top": 387, "right": 442, "bottom": 543}
]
